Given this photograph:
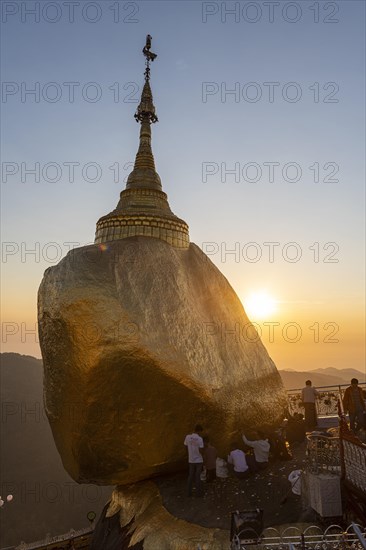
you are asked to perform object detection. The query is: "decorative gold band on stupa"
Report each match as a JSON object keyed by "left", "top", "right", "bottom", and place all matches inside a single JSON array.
[{"left": 95, "top": 36, "right": 190, "bottom": 249}]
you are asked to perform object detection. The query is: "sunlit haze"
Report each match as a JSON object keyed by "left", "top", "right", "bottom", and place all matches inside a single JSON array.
[
  {"left": 243, "top": 291, "right": 278, "bottom": 320},
  {"left": 1, "top": 1, "right": 365, "bottom": 374}
]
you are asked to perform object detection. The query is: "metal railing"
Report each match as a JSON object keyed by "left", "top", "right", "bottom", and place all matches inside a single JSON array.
[
  {"left": 287, "top": 382, "right": 366, "bottom": 418},
  {"left": 306, "top": 433, "right": 341, "bottom": 474},
  {"left": 230, "top": 523, "right": 366, "bottom": 549},
  {"left": 14, "top": 527, "right": 93, "bottom": 550}
]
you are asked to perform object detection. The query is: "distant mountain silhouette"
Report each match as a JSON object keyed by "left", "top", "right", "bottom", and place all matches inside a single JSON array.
[
  {"left": 310, "top": 367, "right": 366, "bottom": 380},
  {"left": 279, "top": 367, "right": 365, "bottom": 390},
  {"left": 0, "top": 353, "right": 112, "bottom": 548}
]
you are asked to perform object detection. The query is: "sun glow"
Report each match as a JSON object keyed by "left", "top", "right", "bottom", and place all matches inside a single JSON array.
[{"left": 244, "top": 291, "right": 278, "bottom": 320}]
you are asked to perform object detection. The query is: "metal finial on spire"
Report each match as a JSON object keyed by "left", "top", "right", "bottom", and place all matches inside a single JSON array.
[
  {"left": 134, "top": 35, "right": 158, "bottom": 124},
  {"left": 143, "top": 34, "right": 157, "bottom": 66}
]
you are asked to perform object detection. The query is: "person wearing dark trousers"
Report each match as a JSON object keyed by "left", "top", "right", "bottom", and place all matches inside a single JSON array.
[
  {"left": 301, "top": 380, "right": 319, "bottom": 430},
  {"left": 343, "top": 378, "right": 366, "bottom": 433},
  {"left": 202, "top": 436, "right": 217, "bottom": 483},
  {"left": 184, "top": 424, "right": 204, "bottom": 497},
  {"left": 227, "top": 442, "right": 251, "bottom": 479},
  {"left": 242, "top": 432, "right": 270, "bottom": 470}
]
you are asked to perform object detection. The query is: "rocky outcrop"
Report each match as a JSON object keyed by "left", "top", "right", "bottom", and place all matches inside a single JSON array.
[{"left": 38, "top": 237, "right": 286, "bottom": 485}]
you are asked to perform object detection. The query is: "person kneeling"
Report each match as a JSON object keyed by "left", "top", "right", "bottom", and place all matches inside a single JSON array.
[
  {"left": 227, "top": 443, "right": 251, "bottom": 479},
  {"left": 242, "top": 431, "right": 270, "bottom": 471}
]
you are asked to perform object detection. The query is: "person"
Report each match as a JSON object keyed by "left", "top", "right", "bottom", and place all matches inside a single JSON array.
[
  {"left": 286, "top": 412, "right": 306, "bottom": 443},
  {"left": 301, "top": 380, "right": 319, "bottom": 430},
  {"left": 227, "top": 442, "right": 250, "bottom": 479},
  {"left": 184, "top": 424, "right": 204, "bottom": 497},
  {"left": 343, "top": 378, "right": 366, "bottom": 433},
  {"left": 202, "top": 436, "right": 217, "bottom": 482},
  {"left": 268, "top": 428, "right": 293, "bottom": 461},
  {"left": 242, "top": 431, "right": 270, "bottom": 470}
]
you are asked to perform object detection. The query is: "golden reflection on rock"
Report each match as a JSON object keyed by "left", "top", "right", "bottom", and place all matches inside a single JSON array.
[
  {"left": 38, "top": 36, "right": 286, "bottom": 487},
  {"left": 38, "top": 237, "right": 286, "bottom": 485}
]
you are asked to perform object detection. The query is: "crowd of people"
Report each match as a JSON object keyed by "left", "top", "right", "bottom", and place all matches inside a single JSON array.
[
  {"left": 183, "top": 424, "right": 291, "bottom": 497},
  {"left": 183, "top": 378, "right": 366, "bottom": 497}
]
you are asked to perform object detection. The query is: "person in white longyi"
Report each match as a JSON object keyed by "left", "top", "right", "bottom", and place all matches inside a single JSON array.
[{"left": 184, "top": 424, "right": 204, "bottom": 497}]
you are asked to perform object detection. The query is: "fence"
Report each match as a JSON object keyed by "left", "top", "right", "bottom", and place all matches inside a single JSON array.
[
  {"left": 14, "top": 527, "right": 93, "bottom": 550},
  {"left": 339, "top": 416, "right": 366, "bottom": 525},
  {"left": 306, "top": 433, "right": 341, "bottom": 475},
  {"left": 300, "top": 393, "right": 366, "bottom": 524},
  {"left": 286, "top": 382, "right": 366, "bottom": 418},
  {"left": 230, "top": 523, "right": 366, "bottom": 549}
]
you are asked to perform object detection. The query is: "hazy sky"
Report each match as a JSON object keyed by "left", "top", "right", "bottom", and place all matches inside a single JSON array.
[{"left": 1, "top": 0, "right": 365, "bottom": 374}]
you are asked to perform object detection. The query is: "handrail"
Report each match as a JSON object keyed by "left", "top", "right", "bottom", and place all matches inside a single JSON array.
[
  {"left": 14, "top": 527, "right": 93, "bottom": 550},
  {"left": 352, "top": 523, "right": 366, "bottom": 550},
  {"left": 286, "top": 382, "right": 365, "bottom": 419},
  {"left": 287, "top": 382, "right": 366, "bottom": 392}
]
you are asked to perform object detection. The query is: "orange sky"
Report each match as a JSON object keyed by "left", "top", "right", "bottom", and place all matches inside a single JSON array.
[{"left": 1, "top": 253, "right": 365, "bottom": 375}]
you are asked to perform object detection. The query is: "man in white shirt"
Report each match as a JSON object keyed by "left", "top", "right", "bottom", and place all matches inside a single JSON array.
[
  {"left": 227, "top": 443, "right": 250, "bottom": 479},
  {"left": 242, "top": 431, "right": 270, "bottom": 471},
  {"left": 301, "top": 380, "right": 319, "bottom": 430},
  {"left": 184, "top": 424, "right": 204, "bottom": 497}
]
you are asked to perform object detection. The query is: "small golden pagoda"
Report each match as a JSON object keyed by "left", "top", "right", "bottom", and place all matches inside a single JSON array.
[{"left": 95, "top": 36, "right": 189, "bottom": 249}]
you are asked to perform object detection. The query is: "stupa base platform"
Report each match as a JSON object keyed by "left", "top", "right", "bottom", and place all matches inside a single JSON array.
[{"left": 90, "top": 442, "right": 320, "bottom": 550}]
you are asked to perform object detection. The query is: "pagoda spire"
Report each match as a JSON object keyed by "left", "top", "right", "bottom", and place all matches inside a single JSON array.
[
  {"left": 94, "top": 36, "right": 189, "bottom": 249},
  {"left": 127, "top": 36, "right": 160, "bottom": 190},
  {"left": 134, "top": 34, "right": 158, "bottom": 124}
]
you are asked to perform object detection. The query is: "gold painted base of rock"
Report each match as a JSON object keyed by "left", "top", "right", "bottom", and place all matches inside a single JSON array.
[
  {"left": 99, "top": 482, "right": 319, "bottom": 550},
  {"left": 106, "top": 482, "right": 228, "bottom": 550}
]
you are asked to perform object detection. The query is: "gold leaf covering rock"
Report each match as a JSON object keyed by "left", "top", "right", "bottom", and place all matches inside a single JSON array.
[{"left": 38, "top": 237, "right": 286, "bottom": 485}]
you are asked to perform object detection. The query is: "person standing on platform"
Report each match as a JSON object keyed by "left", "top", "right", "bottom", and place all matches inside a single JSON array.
[
  {"left": 202, "top": 436, "right": 217, "bottom": 483},
  {"left": 184, "top": 424, "right": 204, "bottom": 497},
  {"left": 301, "top": 380, "right": 319, "bottom": 431},
  {"left": 343, "top": 378, "right": 366, "bottom": 433}
]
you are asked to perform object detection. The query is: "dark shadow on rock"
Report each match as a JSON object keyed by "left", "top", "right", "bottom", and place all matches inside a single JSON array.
[{"left": 89, "top": 503, "right": 144, "bottom": 550}]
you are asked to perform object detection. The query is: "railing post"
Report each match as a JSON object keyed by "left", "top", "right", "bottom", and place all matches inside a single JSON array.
[
  {"left": 338, "top": 385, "right": 345, "bottom": 416},
  {"left": 352, "top": 523, "right": 366, "bottom": 549}
]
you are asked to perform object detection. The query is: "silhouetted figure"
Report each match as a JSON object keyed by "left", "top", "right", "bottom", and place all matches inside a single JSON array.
[
  {"left": 301, "top": 380, "right": 319, "bottom": 430},
  {"left": 268, "top": 429, "right": 293, "bottom": 461},
  {"left": 286, "top": 412, "right": 306, "bottom": 443},
  {"left": 343, "top": 378, "right": 366, "bottom": 433},
  {"left": 202, "top": 436, "right": 217, "bottom": 482}
]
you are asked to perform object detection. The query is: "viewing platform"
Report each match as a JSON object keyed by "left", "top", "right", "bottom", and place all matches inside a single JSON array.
[
  {"left": 287, "top": 382, "right": 366, "bottom": 424},
  {"left": 3, "top": 384, "right": 365, "bottom": 550}
]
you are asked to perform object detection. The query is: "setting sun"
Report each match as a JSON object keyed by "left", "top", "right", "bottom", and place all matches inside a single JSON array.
[{"left": 243, "top": 291, "right": 278, "bottom": 320}]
